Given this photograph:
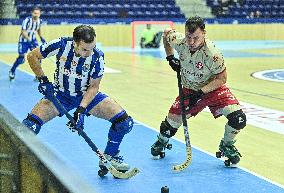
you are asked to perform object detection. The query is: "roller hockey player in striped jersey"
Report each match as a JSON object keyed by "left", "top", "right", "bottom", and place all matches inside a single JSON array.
[
  {"left": 9, "top": 7, "right": 46, "bottom": 80},
  {"left": 22, "top": 25, "right": 133, "bottom": 172}
]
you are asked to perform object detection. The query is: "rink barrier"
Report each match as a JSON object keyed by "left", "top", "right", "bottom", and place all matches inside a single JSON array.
[{"left": 0, "top": 104, "right": 98, "bottom": 193}]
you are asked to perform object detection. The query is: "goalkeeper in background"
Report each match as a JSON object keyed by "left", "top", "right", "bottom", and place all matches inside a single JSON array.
[
  {"left": 140, "top": 24, "right": 162, "bottom": 48},
  {"left": 9, "top": 7, "right": 46, "bottom": 81}
]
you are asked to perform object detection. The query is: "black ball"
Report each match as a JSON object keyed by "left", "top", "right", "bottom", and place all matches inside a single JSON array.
[{"left": 161, "top": 186, "right": 169, "bottom": 193}]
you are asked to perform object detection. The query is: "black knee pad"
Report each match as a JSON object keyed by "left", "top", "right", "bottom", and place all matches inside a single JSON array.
[
  {"left": 227, "top": 109, "right": 246, "bottom": 130},
  {"left": 160, "top": 119, "right": 178, "bottom": 138}
]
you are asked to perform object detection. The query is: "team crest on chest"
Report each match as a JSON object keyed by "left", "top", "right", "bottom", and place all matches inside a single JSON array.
[
  {"left": 195, "top": 62, "right": 204, "bottom": 70},
  {"left": 60, "top": 56, "right": 67, "bottom": 62},
  {"left": 72, "top": 60, "right": 77, "bottom": 66},
  {"left": 83, "top": 63, "right": 90, "bottom": 72}
]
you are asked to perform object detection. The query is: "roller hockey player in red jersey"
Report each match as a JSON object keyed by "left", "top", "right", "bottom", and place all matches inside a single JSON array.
[{"left": 151, "top": 16, "right": 246, "bottom": 166}]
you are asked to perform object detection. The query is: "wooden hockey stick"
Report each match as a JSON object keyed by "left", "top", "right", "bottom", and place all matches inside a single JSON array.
[
  {"left": 172, "top": 69, "right": 192, "bottom": 171},
  {"left": 49, "top": 95, "right": 140, "bottom": 179}
]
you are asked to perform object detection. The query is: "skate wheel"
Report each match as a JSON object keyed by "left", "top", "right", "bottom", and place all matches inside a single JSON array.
[
  {"left": 160, "top": 152, "right": 165, "bottom": 158},
  {"left": 216, "top": 151, "right": 221, "bottom": 158},
  {"left": 98, "top": 169, "right": 108, "bottom": 177},
  {"left": 98, "top": 165, "right": 108, "bottom": 177},
  {"left": 230, "top": 156, "right": 240, "bottom": 164},
  {"left": 166, "top": 144, "right": 172, "bottom": 150},
  {"left": 224, "top": 159, "right": 231, "bottom": 167}
]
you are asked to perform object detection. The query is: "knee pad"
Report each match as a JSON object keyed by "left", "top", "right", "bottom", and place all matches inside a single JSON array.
[
  {"left": 22, "top": 113, "right": 43, "bottom": 134},
  {"left": 227, "top": 109, "right": 246, "bottom": 130},
  {"left": 108, "top": 112, "right": 134, "bottom": 144},
  {"left": 160, "top": 119, "right": 178, "bottom": 138},
  {"left": 105, "top": 112, "right": 134, "bottom": 155}
]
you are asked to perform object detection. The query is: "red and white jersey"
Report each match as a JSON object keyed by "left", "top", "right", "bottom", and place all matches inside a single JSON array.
[{"left": 166, "top": 29, "right": 226, "bottom": 91}]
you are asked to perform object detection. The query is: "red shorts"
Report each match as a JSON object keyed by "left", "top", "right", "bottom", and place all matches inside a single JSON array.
[{"left": 169, "top": 85, "right": 239, "bottom": 118}]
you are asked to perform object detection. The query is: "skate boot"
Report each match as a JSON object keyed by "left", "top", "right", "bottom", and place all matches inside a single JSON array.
[
  {"left": 216, "top": 140, "right": 242, "bottom": 167},
  {"left": 9, "top": 70, "right": 15, "bottom": 81},
  {"left": 98, "top": 152, "right": 130, "bottom": 178},
  {"left": 151, "top": 134, "right": 172, "bottom": 159}
]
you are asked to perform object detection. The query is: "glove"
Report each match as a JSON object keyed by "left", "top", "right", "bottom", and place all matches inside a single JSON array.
[
  {"left": 38, "top": 76, "right": 54, "bottom": 99},
  {"left": 40, "top": 36, "right": 46, "bottom": 44},
  {"left": 67, "top": 106, "right": 86, "bottom": 131},
  {"left": 166, "top": 55, "right": 180, "bottom": 72},
  {"left": 185, "top": 90, "right": 204, "bottom": 110}
]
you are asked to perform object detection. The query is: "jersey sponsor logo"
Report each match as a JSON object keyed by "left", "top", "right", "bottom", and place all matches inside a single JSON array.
[
  {"left": 182, "top": 68, "right": 204, "bottom": 78},
  {"left": 195, "top": 62, "right": 204, "bottom": 70},
  {"left": 59, "top": 66, "right": 84, "bottom": 79}
]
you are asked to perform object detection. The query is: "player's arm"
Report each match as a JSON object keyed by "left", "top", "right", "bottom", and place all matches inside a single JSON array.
[
  {"left": 80, "top": 77, "right": 102, "bottom": 108},
  {"left": 163, "top": 28, "right": 181, "bottom": 71},
  {"left": 21, "top": 18, "right": 31, "bottom": 41},
  {"left": 201, "top": 69, "right": 227, "bottom": 93},
  {"left": 163, "top": 28, "right": 175, "bottom": 56},
  {"left": 27, "top": 38, "right": 61, "bottom": 77},
  {"left": 37, "top": 28, "right": 46, "bottom": 43},
  {"left": 21, "top": 30, "right": 30, "bottom": 41},
  {"left": 27, "top": 48, "right": 45, "bottom": 77},
  {"left": 201, "top": 54, "right": 227, "bottom": 93}
]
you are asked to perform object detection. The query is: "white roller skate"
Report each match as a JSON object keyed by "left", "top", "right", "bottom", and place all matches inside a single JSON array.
[{"left": 98, "top": 152, "right": 130, "bottom": 178}]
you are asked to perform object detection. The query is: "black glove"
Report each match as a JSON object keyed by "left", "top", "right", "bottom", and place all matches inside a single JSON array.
[
  {"left": 38, "top": 76, "right": 54, "bottom": 99},
  {"left": 185, "top": 90, "right": 204, "bottom": 110},
  {"left": 67, "top": 106, "right": 86, "bottom": 131},
  {"left": 166, "top": 55, "right": 180, "bottom": 72}
]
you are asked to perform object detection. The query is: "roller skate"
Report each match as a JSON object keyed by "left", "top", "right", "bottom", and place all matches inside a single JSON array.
[
  {"left": 9, "top": 70, "right": 15, "bottom": 81},
  {"left": 151, "top": 134, "right": 172, "bottom": 159},
  {"left": 216, "top": 139, "right": 242, "bottom": 167},
  {"left": 98, "top": 152, "right": 130, "bottom": 178}
]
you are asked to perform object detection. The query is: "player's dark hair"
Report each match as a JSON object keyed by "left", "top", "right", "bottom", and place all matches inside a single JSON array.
[
  {"left": 32, "top": 7, "right": 41, "bottom": 12},
  {"left": 185, "top": 16, "right": 205, "bottom": 34},
  {"left": 73, "top": 25, "right": 96, "bottom": 43}
]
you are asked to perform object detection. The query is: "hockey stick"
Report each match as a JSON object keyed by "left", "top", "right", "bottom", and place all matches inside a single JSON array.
[
  {"left": 49, "top": 94, "right": 140, "bottom": 179},
  {"left": 172, "top": 69, "right": 192, "bottom": 171}
]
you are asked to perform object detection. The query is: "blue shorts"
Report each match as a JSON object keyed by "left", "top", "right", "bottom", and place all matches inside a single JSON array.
[
  {"left": 51, "top": 91, "right": 108, "bottom": 117},
  {"left": 18, "top": 41, "right": 39, "bottom": 55}
]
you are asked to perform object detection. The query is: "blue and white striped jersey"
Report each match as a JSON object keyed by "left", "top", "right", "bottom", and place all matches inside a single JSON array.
[
  {"left": 40, "top": 37, "right": 104, "bottom": 97},
  {"left": 19, "top": 17, "right": 41, "bottom": 42}
]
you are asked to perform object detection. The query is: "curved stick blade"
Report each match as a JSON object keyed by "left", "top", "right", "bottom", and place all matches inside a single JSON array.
[{"left": 172, "top": 146, "right": 192, "bottom": 171}]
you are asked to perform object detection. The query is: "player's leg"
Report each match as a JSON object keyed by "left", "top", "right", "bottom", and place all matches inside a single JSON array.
[
  {"left": 22, "top": 99, "right": 60, "bottom": 134},
  {"left": 207, "top": 85, "right": 246, "bottom": 165},
  {"left": 151, "top": 113, "right": 182, "bottom": 157},
  {"left": 218, "top": 104, "right": 246, "bottom": 164},
  {"left": 9, "top": 42, "right": 28, "bottom": 80},
  {"left": 87, "top": 93, "right": 133, "bottom": 171},
  {"left": 151, "top": 88, "right": 204, "bottom": 158}
]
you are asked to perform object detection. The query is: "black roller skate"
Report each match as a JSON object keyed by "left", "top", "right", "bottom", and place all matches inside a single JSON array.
[
  {"left": 98, "top": 152, "right": 130, "bottom": 178},
  {"left": 216, "top": 139, "right": 242, "bottom": 167},
  {"left": 151, "top": 134, "right": 172, "bottom": 159}
]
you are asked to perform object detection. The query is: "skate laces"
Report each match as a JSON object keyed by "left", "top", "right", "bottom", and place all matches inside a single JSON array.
[{"left": 112, "top": 155, "right": 124, "bottom": 163}]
